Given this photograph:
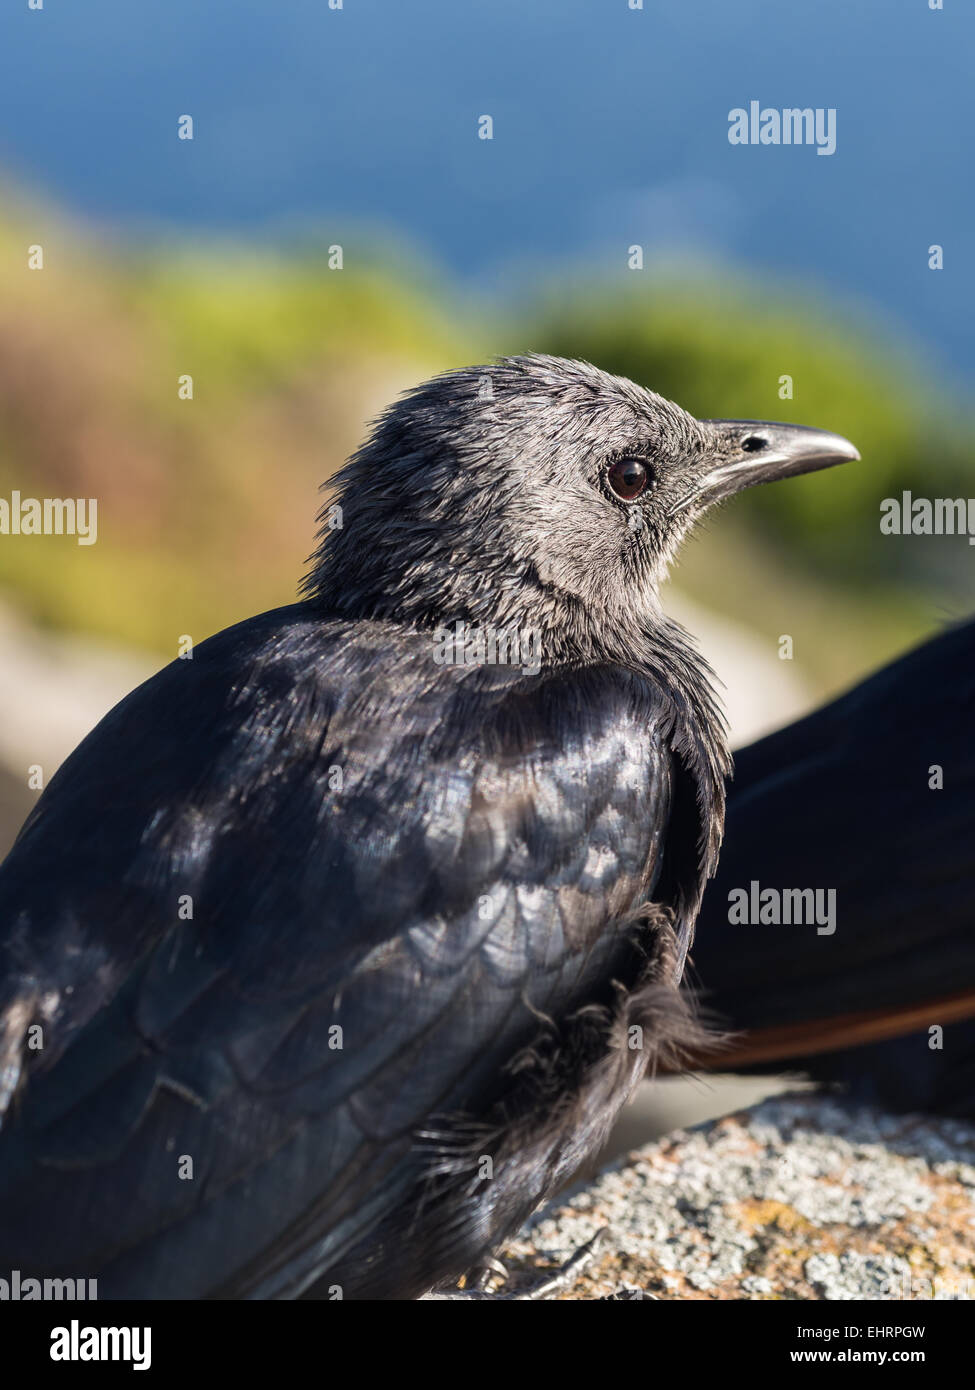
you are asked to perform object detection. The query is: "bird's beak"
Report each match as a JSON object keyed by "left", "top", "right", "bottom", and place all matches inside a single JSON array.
[{"left": 672, "top": 420, "right": 860, "bottom": 514}]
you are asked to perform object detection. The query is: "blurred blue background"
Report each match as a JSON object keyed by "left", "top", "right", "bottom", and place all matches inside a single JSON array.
[{"left": 1, "top": 0, "right": 971, "bottom": 375}]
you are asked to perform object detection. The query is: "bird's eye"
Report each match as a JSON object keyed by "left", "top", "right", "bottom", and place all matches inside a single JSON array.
[{"left": 607, "top": 457, "right": 650, "bottom": 501}]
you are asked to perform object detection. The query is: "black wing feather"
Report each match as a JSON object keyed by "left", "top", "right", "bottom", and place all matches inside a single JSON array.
[{"left": 0, "top": 602, "right": 711, "bottom": 1297}]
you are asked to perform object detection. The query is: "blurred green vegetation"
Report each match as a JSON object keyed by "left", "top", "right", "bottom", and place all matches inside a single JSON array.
[
  {"left": 0, "top": 207, "right": 472, "bottom": 653},
  {"left": 0, "top": 196, "right": 971, "bottom": 696}
]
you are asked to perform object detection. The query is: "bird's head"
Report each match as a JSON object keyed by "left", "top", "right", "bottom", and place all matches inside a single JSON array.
[{"left": 306, "top": 354, "right": 859, "bottom": 664}]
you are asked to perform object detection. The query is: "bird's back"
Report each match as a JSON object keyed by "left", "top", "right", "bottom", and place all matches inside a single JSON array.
[{"left": 0, "top": 602, "right": 717, "bottom": 1297}]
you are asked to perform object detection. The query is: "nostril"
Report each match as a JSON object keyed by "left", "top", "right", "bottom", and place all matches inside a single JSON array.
[{"left": 741, "top": 435, "right": 767, "bottom": 453}]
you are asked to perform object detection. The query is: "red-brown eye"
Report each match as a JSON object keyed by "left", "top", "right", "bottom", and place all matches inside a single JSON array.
[{"left": 607, "top": 457, "right": 649, "bottom": 501}]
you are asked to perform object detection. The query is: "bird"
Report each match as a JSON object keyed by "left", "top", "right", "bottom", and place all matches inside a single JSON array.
[
  {"left": 690, "top": 616, "right": 975, "bottom": 1117},
  {"left": 0, "top": 354, "right": 859, "bottom": 1299}
]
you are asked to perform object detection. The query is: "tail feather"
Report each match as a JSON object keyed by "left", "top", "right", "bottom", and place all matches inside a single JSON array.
[{"left": 689, "top": 618, "right": 975, "bottom": 1116}]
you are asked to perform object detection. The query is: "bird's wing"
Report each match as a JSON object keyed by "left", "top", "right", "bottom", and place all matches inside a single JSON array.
[
  {"left": 0, "top": 605, "right": 712, "bottom": 1297},
  {"left": 690, "top": 618, "right": 975, "bottom": 1103}
]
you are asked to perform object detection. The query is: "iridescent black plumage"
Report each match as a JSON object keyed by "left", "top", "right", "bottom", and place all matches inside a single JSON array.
[
  {"left": 0, "top": 356, "right": 857, "bottom": 1297},
  {"left": 694, "top": 618, "right": 975, "bottom": 1118}
]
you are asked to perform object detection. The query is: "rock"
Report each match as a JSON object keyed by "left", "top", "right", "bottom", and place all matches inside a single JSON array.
[{"left": 500, "top": 1094, "right": 975, "bottom": 1299}]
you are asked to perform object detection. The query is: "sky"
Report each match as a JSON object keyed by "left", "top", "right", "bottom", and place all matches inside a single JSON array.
[{"left": 0, "top": 0, "right": 971, "bottom": 378}]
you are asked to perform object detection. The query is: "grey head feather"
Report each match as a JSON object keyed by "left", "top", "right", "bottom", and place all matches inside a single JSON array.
[
  {"left": 304, "top": 354, "right": 716, "bottom": 663},
  {"left": 304, "top": 354, "right": 733, "bottom": 900}
]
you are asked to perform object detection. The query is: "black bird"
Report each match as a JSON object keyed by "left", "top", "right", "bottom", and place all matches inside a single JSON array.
[
  {"left": 692, "top": 617, "right": 975, "bottom": 1117},
  {"left": 0, "top": 355, "right": 858, "bottom": 1299}
]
